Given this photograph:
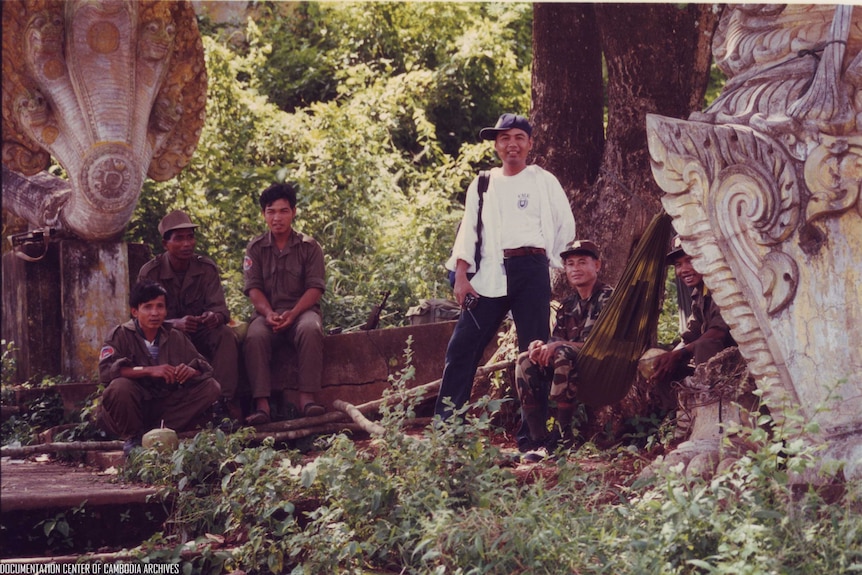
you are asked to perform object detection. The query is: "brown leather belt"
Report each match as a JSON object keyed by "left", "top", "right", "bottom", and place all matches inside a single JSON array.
[{"left": 503, "top": 246, "right": 546, "bottom": 258}]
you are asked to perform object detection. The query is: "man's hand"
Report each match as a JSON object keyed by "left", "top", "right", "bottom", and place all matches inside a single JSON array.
[
  {"left": 148, "top": 364, "right": 177, "bottom": 384},
  {"left": 199, "top": 311, "right": 221, "bottom": 330},
  {"left": 528, "top": 340, "right": 571, "bottom": 367},
  {"left": 453, "top": 276, "right": 478, "bottom": 308},
  {"left": 265, "top": 310, "right": 294, "bottom": 333},
  {"left": 148, "top": 363, "right": 198, "bottom": 385},
  {"left": 171, "top": 315, "right": 201, "bottom": 334},
  {"left": 648, "top": 349, "right": 685, "bottom": 384},
  {"left": 173, "top": 363, "right": 197, "bottom": 385}
]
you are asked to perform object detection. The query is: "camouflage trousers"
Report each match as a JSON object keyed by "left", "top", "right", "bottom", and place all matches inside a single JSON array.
[{"left": 514, "top": 343, "right": 581, "bottom": 411}]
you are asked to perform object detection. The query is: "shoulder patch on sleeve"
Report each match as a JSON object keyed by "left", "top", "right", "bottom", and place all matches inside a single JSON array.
[
  {"left": 243, "top": 255, "right": 253, "bottom": 271},
  {"left": 99, "top": 345, "right": 115, "bottom": 361}
]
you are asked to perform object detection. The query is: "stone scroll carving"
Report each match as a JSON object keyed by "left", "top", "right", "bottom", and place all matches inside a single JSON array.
[
  {"left": 647, "top": 4, "right": 861, "bottom": 477},
  {"left": 2, "top": 0, "right": 207, "bottom": 240}
]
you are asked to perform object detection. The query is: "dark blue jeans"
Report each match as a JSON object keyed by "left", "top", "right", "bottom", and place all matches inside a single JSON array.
[{"left": 435, "top": 254, "right": 551, "bottom": 420}]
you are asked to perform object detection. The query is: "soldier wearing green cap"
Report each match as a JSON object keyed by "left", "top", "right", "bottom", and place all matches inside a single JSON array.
[{"left": 138, "top": 210, "right": 242, "bottom": 424}]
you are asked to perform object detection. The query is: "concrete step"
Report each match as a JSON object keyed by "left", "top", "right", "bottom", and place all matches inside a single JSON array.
[{"left": 0, "top": 458, "right": 168, "bottom": 559}]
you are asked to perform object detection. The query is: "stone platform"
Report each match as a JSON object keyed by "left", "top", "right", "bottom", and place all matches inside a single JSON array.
[{"left": 0, "top": 458, "right": 168, "bottom": 559}]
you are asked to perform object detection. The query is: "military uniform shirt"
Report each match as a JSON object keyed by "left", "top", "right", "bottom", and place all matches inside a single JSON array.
[
  {"left": 551, "top": 282, "right": 614, "bottom": 344},
  {"left": 98, "top": 320, "right": 214, "bottom": 396},
  {"left": 681, "top": 284, "right": 735, "bottom": 348},
  {"left": 242, "top": 229, "right": 326, "bottom": 315},
  {"left": 138, "top": 253, "right": 231, "bottom": 325}
]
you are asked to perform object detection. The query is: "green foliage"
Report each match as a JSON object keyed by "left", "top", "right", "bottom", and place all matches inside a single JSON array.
[
  {"left": 0, "top": 357, "right": 72, "bottom": 447},
  {"left": 54, "top": 385, "right": 109, "bottom": 444},
  {"left": 704, "top": 62, "right": 728, "bottom": 109},
  {"left": 30, "top": 503, "right": 89, "bottom": 553},
  {"left": 658, "top": 267, "right": 682, "bottom": 347},
  {"left": 1, "top": 339, "right": 16, "bottom": 389},
  {"left": 116, "top": 351, "right": 862, "bottom": 574},
  {"left": 126, "top": 3, "right": 532, "bottom": 331},
  {"left": 252, "top": 2, "right": 532, "bottom": 155}
]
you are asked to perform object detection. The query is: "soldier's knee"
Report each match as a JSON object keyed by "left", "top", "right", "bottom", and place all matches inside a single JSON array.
[{"left": 103, "top": 378, "right": 137, "bottom": 400}]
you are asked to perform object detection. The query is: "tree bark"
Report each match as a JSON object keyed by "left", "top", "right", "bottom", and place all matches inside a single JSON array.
[
  {"left": 530, "top": 3, "right": 604, "bottom": 206},
  {"left": 582, "top": 3, "right": 721, "bottom": 284}
]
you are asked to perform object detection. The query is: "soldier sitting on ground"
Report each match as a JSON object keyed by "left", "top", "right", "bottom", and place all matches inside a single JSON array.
[
  {"left": 514, "top": 239, "right": 614, "bottom": 461},
  {"left": 647, "top": 236, "right": 737, "bottom": 414},
  {"left": 97, "top": 280, "right": 221, "bottom": 456}
]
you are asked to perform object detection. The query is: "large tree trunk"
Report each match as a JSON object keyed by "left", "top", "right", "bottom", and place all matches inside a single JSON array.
[
  {"left": 588, "top": 3, "right": 721, "bottom": 283},
  {"left": 533, "top": 3, "right": 721, "bottom": 285},
  {"left": 530, "top": 3, "right": 604, "bottom": 203}
]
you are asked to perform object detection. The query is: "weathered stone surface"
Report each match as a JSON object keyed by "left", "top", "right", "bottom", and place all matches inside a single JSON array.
[
  {"left": 60, "top": 240, "right": 129, "bottom": 379},
  {"left": 640, "top": 348, "right": 759, "bottom": 480},
  {"left": 647, "top": 4, "right": 862, "bottom": 478},
  {"left": 1, "top": 241, "right": 150, "bottom": 383},
  {"left": 2, "top": 0, "right": 207, "bottom": 240},
  {"left": 272, "top": 321, "right": 463, "bottom": 409}
]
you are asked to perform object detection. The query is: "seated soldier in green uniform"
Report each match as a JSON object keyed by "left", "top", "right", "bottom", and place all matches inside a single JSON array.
[
  {"left": 97, "top": 280, "right": 221, "bottom": 456},
  {"left": 515, "top": 240, "right": 614, "bottom": 461},
  {"left": 648, "top": 236, "right": 736, "bottom": 407},
  {"left": 242, "top": 182, "right": 327, "bottom": 425}
]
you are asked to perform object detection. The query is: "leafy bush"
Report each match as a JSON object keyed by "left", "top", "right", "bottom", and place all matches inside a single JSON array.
[
  {"left": 1, "top": 341, "right": 72, "bottom": 446},
  {"left": 117, "top": 356, "right": 861, "bottom": 574}
]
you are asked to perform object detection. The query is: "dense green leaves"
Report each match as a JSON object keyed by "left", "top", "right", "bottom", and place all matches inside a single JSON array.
[
  {"left": 119, "top": 364, "right": 862, "bottom": 574},
  {"left": 128, "top": 2, "right": 532, "bottom": 329}
]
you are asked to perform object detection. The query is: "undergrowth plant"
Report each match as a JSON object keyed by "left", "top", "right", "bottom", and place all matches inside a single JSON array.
[{"left": 117, "top": 354, "right": 861, "bottom": 575}]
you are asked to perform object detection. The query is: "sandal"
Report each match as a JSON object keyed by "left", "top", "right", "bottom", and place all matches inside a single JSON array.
[
  {"left": 302, "top": 403, "right": 326, "bottom": 418},
  {"left": 244, "top": 409, "right": 271, "bottom": 426}
]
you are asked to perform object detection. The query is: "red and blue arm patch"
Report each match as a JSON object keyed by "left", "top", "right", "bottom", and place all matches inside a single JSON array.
[{"left": 99, "top": 345, "right": 115, "bottom": 361}]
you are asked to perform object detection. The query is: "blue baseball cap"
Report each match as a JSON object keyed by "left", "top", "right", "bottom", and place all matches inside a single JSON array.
[{"left": 479, "top": 113, "right": 533, "bottom": 141}]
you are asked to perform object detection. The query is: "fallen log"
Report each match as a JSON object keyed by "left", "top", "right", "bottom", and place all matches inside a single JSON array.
[
  {"left": 352, "top": 358, "right": 515, "bottom": 414},
  {"left": 243, "top": 409, "right": 350, "bottom": 434},
  {"left": 333, "top": 400, "right": 386, "bottom": 436},
  {"left": 1, "top": 440, "right": 124, "bottom": 458},
  {"left": 246, "top": 357, "right": 515, "bottom": 436},
  {"left": 254, "top": 422, "right": 364, "bottom": 443},
  {"left": 0, "top": 359, "right": 515, "bottom": 458}
]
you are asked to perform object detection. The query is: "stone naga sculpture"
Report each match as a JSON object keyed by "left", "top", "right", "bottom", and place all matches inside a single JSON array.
[
  {"left": 647, "top": 5, "right": 861, "bottom": 478},
  {"left": 2, "top": 0, "right": 206, "bottom": 240}
]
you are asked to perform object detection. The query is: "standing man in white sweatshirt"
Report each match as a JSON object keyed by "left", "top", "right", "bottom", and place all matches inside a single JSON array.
[{"left": 436, "top": 113, "right": 576, "bottom": 424}]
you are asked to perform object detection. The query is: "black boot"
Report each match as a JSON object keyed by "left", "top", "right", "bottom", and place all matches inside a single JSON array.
[
  {"left": 523, "top": 406, "right": 549, "bottom": 445},
  {"left": 546, "top": 403, "right": 577, "bottom": 453}
]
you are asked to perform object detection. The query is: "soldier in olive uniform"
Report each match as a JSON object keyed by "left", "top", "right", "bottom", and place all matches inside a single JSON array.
[
  {"left": 515, "top": 240, "right": 613, "bottom": 460},
  {"left": 242, "top": 183, "right": 326, "bottom": 425},
  {"left": 138, "top": 210, "right": 242, "bottom": 422},
  {"left": 98, "top": 281, "right": 221, "bottom": 455}
]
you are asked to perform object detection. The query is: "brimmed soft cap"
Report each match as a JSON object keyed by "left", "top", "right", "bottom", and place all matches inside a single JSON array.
[
  {"left": 158, "top": 210, "right": 198, "bottom": 237},
  {"left": 479, "top": 113, "right": 533, "bottom": 140},
  {"left": 666, "top": 235, "right": 686, "bottom": 263},
  {"left": 560, "top": 239, "right": 601, "bottom": 260}
]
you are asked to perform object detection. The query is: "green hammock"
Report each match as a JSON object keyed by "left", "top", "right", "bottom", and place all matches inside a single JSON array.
[{"left": 576, "top": 211, "right": 673, "bottom": 407}]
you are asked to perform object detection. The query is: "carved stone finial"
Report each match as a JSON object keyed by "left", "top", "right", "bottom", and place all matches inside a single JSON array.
[{"left": 648, "top": 4, "right": 862, "bottom": 479}]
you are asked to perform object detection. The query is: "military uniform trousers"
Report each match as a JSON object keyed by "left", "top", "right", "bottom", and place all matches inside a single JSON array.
[
  {"left": 243, "top": 309, "right": 324, "bottom": 398},
  {"left": 188, "top": 324, "right": 240, "bottom": 399},
  {"left": 99, "top": 377, "right": 221, "bottom": 439},
  {"left": 515, "top": 342, "right": 581, "bottom": 411}
]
